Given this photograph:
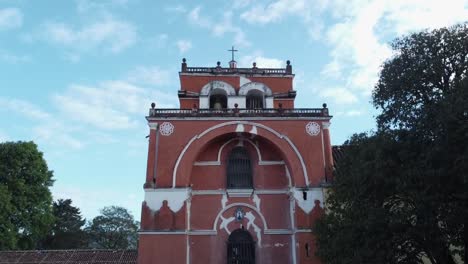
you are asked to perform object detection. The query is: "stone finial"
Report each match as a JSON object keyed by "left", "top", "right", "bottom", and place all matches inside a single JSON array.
[
  {"left": 252, "top": 62, "right": 257, "bottom": 68},
  {"left": 234, "top": 103, "right": 238, "bottom": 108},
  {"left": 217, "top": 61, "right": 221, "bottom": 66},
  {"left": 286, "top": 60, "right": 292, "bottom": 74},
  {"left": 322, "top": 103, "right": 327, "bottom": 108},
  {"left": 151, "top": 102, "right": 156, "bottom": 109},
  {"left": 181, "top": 58, "right": 187, "bottom": 72}
]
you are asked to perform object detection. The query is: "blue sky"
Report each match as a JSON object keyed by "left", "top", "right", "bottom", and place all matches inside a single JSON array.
[{"left": 1, "top": 0, "right": 467, "bottom": 220}]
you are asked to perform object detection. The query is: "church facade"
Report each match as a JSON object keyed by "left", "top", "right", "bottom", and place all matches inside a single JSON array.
[{"left": 138, "top": 56, "right": 333, "bottom": 264}]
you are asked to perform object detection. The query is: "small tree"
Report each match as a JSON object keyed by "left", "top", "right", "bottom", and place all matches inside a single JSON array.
[
  {"left": 86, "top": 206, "right": 138, "bottom": 249},
  {"left": 42, "top": 199, "right": 87, "bottom": 249}
]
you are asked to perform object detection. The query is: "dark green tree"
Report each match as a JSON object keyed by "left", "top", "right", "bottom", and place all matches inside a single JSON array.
[
  {"left": 316, "top": 23, "right": 468, "bottom": 264},
  {"left": 0, "top": 141, "right": 54, "bottom": 249},
  {"left": 42, "top": 199, "right": 87, "bottom": 249},
  {"left": 86, "top": 206, "right": 138, "bottom": 249}
]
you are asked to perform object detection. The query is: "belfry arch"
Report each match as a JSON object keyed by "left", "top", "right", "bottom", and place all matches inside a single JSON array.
[{"left": 173, "top": 121, "right": 308, "bottom": 188}]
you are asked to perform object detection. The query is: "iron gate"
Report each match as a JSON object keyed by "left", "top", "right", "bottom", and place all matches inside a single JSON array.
[{"left": 227, "top": 229, "right": 255, "bottom": 264}]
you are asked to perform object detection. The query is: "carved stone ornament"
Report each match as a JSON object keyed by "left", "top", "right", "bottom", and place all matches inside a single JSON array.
[
  {"left": 234, "top": 207, "right": 245, "bottom": 221},
  {"left": 159, "top": 122, "right": 174, "bottom": 136},
  {"left": 306, "top": 122, "right": 321, "bottom": 136}
]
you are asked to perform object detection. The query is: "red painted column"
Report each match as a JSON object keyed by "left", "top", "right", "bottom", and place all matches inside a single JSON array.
[{"left": 322, "top": 121, "right": 333, "bottom": 183}]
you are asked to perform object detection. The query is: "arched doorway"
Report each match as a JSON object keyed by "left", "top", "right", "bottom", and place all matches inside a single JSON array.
[{"left": 227, "top": 228, "right": 255, "bottom": 264}]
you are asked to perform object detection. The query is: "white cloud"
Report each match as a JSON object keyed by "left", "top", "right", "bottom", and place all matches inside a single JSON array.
[
  {"left": 0, "top": 50, "right": 30, "bottom": 63},
  {"left": 318, "top": 0, "right": 468, "bottom": 102},
  {"left": 239, "top": 0, "right": 327, "bottom": 39},
  {"left": 0, "top": 97, "right": 51, "bottom": 120},
  {"left": 43, "top": 17, "right": 137, "bottom": 53},
  {"left": 0, "top": 8, "right": 23, "bottom": 30},
  {"left": 126, "top": 66, "right": 172, "bottom": 86},
  {"left": 319, "top": 88, "right": 358, "bottom": 104},
  {"left": 187, "top": 6, "right": 250, "bottom": 47},
  {"left": 53, "top": 78, "right": 177, "bottom": 130},
  {"left": 0, "top": 97, "right": 83, "bottom": 149},
  {"left": 0, "top": 130, "right": 10, "bottom": 142},
  {"left": 188, "top": 6, "right": 211, "bottom": 28},
  {"left": 164, "top": 5, "right": 187, "bottom": 13},
  {"left": 176, "top": 39, "right": 192, "bottom": 54},
  {"left": 75, "top": 0, "right": 129, "bottom": 13},
  {"left": 239, "top": 54, "right": 284, "bottom": 68}
]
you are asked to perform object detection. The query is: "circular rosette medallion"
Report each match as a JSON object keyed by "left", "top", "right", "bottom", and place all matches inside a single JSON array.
[
  {"left": 159, "top": 122, "right": 174, "bottom": 136},
  {"left": 305, "top": 122, "right": 320, "bottom": 136}
]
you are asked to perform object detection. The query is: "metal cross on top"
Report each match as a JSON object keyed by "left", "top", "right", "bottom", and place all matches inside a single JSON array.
[{"left": 228, "top": 46, "right": 238, "bottom": 61}]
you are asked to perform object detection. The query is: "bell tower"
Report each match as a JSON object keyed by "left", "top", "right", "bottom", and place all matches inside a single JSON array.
[{"left": 138, "top": 55, "right": 333, "bottom": 264}]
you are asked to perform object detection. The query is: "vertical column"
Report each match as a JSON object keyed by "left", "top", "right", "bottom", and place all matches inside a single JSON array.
[
  {"left": 322, "top": 122, "right": 333, "bottom": 183},
  {"left": 289, "top": 191, "right": 297, "bottom": 264},
  {"left": 145, "top": 122, "right": 158, "bottom": 187}
]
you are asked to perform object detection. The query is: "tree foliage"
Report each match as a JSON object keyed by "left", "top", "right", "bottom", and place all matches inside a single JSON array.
[
  {"left": 0, "top": 141, "right": 54, "bottom": 249},
  {"left": 42, "top": 199, "right": 87, "bottom": 249},
  {"left": 86, "top": 206, "right": 138, "bottom": 249},
  {"left": 316, "top": 23, "right": 468, "bottom": 264}
]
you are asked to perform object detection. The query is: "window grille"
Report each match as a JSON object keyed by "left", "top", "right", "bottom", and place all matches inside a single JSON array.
[
  {"left": 227, "top": 147, "right": 253, "bottom": 189},
  {"left": 246, "top": 94, "right": 263, "bottom": 109},
  {"left": 227, "top": 229, "right": 255, "bottom": 264}
]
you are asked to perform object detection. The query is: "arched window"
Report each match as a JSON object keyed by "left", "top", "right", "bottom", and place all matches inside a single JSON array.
[
  {"left": 227, "top": 228, "right": 255, "bottom": 264},
  {"left": 227, "top": 147, "right": 253, "bottom": 189},
  {"left": 246, "top": 90, "right": 264, "bottom": 109},
  {"left": 209, "top": 89, "right": 227, "bottom": 109}
]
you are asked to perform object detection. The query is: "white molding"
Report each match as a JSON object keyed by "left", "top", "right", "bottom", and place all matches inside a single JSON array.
[
  {"left": 322, "top": 121, "right": 331, "bottom": 129},
  {"left": 200, "top": 81, "right": 236, "bottom": 96},
  {"left": 227, "top": 189, "right": 253, "bottom": 197},
  {"left": 295, "top": 229, "right": 313, "bottom": 233},
  {"left": 258, "top": 160, "right": 285, "bottom": 165},
  {"left": 239, "top": 82, "right": 273, "bottom": 96},
  {"left": 213, "top": 202, "right": 268, "bottom": 231},
  {"left": 188, "top": 230, "right": 217, "bottom": 235},
  {"left": 144, "top": 188, "right": 189, "bottom": 212},
  {"left": 292, "top": 187, "right": 324, "bottom": 214},
  {"left": 138, "top": 231, "right": 187, "bottom": 235},
  {"left": 254, "top": 189, "right": 289, "bottom": 194},
  {"left": 148, "top": 122, "right": 158, "bottom": 130},
  {"left": 193, "top": 161, "right": 220, "bottom": 166},
  {"left": 264, "top": 229, "right": 293, "bottom": 235},
  {"left": 172, "top": 121, "right": 307, "bottom": 187},
  {"left": 192, "top": 190, "right": 225, "bottom": 195}
]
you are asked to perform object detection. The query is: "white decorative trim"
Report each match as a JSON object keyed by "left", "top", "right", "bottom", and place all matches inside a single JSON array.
[
  {"left": 322, "top": 121, "right": 330, "bottom": 129},
  {"left": 306, "top": 122, "right": 320, "bottom": 136},
  {"left": 258, "top": 160, "right": 285, "bottom": 165},
  {"left": 254, "top": 189, "right": 289, "bottom": 194},
  {"left": 193, "top": 161, "right": 220, "bottom": 166},
  {"left": 213, "top": 202, "right": 268, "bottom": 231},
  {"left": 159, "top": 122, "right": 174, "bottom": 136},
  {"left": 180, "top": 72, "right": 294, "bottom": 78},
  {"left": 264, "top": 229, "right": 293, "bottom": 235},
  {"left": 139, "top": 231, "right": 187, "bottom": 235},
  {"left": 148, "top": 122, "right": 158, "bottom": 130},
  {"left": 295, "top": 229, "right": 313, "bottom": 233},
  {"left": 188, "top": 230, "right": 217, "bottom": 235},
  {"left": 200, "top": 81, "right": 236, "bottom": 96},
  {"left": 144, "top": 188, "right": 189, "bottom": 212},
  {"left": 292, "top": 187, "right": 324, "bottom": 214},
  {"left": 192, "top": 190, "right": 225, "bottom": 195},
  {"left": 239, "top": 82, "right": 273, "bottom": 96},
  {"left": 227, "top": 189, "right": 253, "bottom": 197},
  {"left": 172, "top": 121, "right": 309, "bottom": 187}
]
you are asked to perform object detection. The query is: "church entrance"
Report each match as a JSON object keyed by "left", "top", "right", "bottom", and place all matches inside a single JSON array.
[{"left": 227, "top": 228, "right": 255, "bottom": 264}]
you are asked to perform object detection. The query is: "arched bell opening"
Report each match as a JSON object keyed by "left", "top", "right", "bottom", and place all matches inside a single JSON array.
[
  {"left": 246, "top": 89, "right": 264, "bottom": 109},
  {"left": 227, "top": 228, "right": 255, "bottom": 264},
  {"left": 209, "top": 89, "right": 228, "bottom": 109}
]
